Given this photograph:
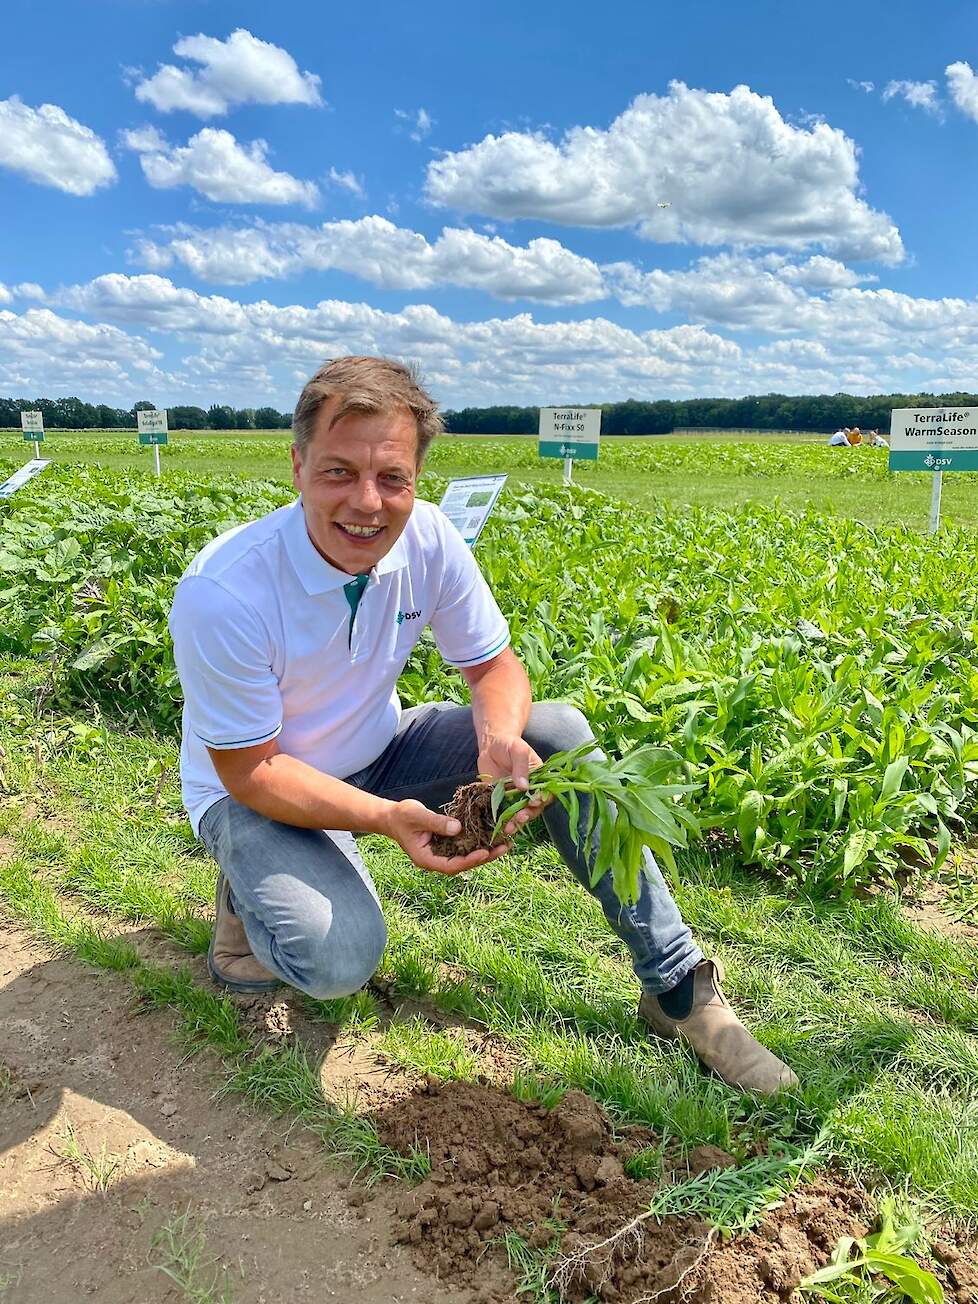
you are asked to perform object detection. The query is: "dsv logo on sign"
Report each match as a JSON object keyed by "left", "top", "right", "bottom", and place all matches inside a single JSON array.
[{"left": 396, "top": 610, "right": 422, "bottom": 625}]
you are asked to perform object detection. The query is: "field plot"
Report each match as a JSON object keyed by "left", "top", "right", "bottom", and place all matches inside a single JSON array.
[
  {"left": 2, "top": 455, "right": 978, "bottom": 1301},
  {"left": 4, "top": 428, "right": 978, "bottom": 528}
]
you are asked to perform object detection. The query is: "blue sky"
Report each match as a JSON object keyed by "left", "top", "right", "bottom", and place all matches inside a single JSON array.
[{"left": 2, "top": 0, "right": 978, "bottom": 412}]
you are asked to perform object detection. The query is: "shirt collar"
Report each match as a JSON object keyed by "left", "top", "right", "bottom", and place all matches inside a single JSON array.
[{"left": 282, "top": 497, "right": 409, "bottom": 596}]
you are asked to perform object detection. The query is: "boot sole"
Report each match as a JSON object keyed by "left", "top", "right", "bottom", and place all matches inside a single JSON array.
[{"left": 208, "top": 874, "right": 281, "bottom": 994}]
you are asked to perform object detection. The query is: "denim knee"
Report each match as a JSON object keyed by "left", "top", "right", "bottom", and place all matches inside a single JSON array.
[
  {"left": 526, "top": 701, "right": 596, "bottom": 759},
  {"left": 276, "top": 903, "right": 388, "bottom": 1000}
]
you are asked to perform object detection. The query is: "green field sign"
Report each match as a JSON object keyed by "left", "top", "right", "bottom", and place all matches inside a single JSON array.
[{"left": 538, "top": 407, "right": 601, "bottom": 461}]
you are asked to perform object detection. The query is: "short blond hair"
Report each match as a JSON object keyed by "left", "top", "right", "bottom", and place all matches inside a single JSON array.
[{"left": 292, "top": 356, "right": 443, "bottom": 465}]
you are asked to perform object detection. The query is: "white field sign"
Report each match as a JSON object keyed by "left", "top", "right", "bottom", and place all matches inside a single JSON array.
[
  {"left": 0, "top": 459, "right": 51, "bottom": 500},
  {"left": 889, "top": 405, "right": 978, "bottom": 533},
  {"left": 538, "top": 407, "right": 601, "bottom": 484},
  {"left": 137, "top": 409, "right": 168, "bottom": 477},
  {"left": 20, "top": 410, "right": 44, "bottom": 458}
]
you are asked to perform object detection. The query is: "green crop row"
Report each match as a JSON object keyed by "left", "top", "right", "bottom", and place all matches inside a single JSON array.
[
  {"left": 0, "top": 430, "right": 938, "bottom": 483},
  {"left": 2, "top": 463, "right": 977, "bottom": 894}
]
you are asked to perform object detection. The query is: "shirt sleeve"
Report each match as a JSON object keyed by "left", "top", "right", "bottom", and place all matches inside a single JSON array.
[
  {"left": 428, "top": 513, "right": 510, "bottom": 668},
  {"left": 168, "top": 575, "right": 283, "bottom": 750}
]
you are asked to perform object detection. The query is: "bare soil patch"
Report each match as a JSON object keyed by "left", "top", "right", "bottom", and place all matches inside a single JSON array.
[
  {"left": 0, "top": 923, "right": 468, "bottom": 1304},
  {"left": 371, "top": 1077, "right": 977, "bottom": 1304}
]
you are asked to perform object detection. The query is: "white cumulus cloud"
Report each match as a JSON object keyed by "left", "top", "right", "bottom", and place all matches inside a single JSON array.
[
  {"left": 122, "top": 126, "right": 319, "bottom": 207},
  {"left": 425, "top": 81, "right": 904, "bottom": 263},
  {"left": 0, "top": 307, "right": 165, "bottom": 397},
  {"left": 882, "top": 79, "right": 942, "bottom": 116},
  {"left": 946, "top": 61, "right": 978, "bottom": 123},
  {"left": 130, "top": 215, "right": 606, "bottom": 302},
  {"left": 133, "top": 29, "right": 322, "bottom": 118},
  {"left": 0, "top": 96, "right": 116, "bottom": 196}
]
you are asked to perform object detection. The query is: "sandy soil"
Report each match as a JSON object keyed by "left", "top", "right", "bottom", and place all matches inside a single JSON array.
[{"left": 0, "top": 923, "right": 470, "bottom": 1304}]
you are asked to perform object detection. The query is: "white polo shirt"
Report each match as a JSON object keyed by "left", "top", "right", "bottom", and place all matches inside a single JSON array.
[{"left": 168, "top": 496, "right": 510, "bottom": 833}]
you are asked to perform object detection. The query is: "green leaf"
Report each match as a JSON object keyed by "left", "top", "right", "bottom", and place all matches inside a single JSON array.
[
  {"left": 880, "top": 755, "right": 910, "bottom": 802},
  {"left": 737, "top": 790, "right": 766, "bottom": 855},
  {"left": 71, "top": 636, "right": 123, "bottom": 672},
  {"left": 842, "top": 829, "right": 878, "bottom": 878},
  {"left": 861, "top": 1251, "right": 943, "bottom": 1303},
  {"left": 490, "top": 779, "right": 506, "bottom": 822}
]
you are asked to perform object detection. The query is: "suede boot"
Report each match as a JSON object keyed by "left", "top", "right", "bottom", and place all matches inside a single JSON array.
[
  {"left": 207, "top": 873, "right": 280, "bottom": 993},
  {"left": 639, "top": 958, "right": 798, "bottom": 1095}
]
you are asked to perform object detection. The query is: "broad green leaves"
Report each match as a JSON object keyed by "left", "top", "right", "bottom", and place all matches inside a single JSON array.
[{"left": 2, "top": 461, "right": 976, "bottom": 894}]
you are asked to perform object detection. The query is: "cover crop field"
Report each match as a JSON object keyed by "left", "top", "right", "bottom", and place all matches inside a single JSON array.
[
  {"left": 2, "top": 438, "right": 978, "bottom": 1301},
  {"left": 6, "top": 426, "right": 978, "bottom": 528}
]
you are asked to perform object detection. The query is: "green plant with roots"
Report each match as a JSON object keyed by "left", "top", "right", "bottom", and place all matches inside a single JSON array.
[
  {"left": 799, "top": 1197, "right": 943, "bottom": 1303},
  {"left": 490, "top": 741, "right": 699, "bottom": 905}
]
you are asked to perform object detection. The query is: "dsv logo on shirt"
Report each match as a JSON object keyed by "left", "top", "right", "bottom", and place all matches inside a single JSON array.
[{"left": 396, "top": 610, "right": 422, "bottom": 625}]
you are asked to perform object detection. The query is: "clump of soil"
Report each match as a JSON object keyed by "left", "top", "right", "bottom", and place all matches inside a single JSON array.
[
  {"left": 372, "top": 1078, "right": 880, "bottom": 1304},
  {"left": 429, "top": 781, "right": 505, "bottom": 858}
]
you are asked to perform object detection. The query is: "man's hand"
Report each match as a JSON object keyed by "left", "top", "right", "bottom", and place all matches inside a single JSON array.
[
  {"left": 477, "top": 734, "right": 552, "bottom": 837},
  {"left": 383, "top": 798, "right": 510, "bottom": 876}
]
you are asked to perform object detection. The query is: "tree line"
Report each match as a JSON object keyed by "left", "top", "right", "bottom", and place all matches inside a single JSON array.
[
  {"left": 0, "top": 397, "right": 293, "bottom": 430},
  {"left": 442, "top": 392, "right": 978, "bottom": 435},
  {"left": 5, "top": 390, "right": 978, "bottom": 435}
]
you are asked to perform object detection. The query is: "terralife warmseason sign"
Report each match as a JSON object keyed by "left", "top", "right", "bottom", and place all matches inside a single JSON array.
[
  {"left": 538, "top": 407, "right": 601, "bottom": 461},
  {"left": 889, "top": 407, "right": 978, "bottom": 471}
]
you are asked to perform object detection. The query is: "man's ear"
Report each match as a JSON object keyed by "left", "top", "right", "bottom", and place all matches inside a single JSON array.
[{"left": 290, "top": 443, "right": 302, "bottom": 492}]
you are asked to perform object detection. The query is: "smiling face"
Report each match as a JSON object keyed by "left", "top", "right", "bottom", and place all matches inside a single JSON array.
[{"left": 291, "top": 397, "right": 419, "bottom": 575}]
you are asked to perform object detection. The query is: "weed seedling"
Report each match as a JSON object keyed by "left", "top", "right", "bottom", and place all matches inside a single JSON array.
[
  {"left": 150, "top": 1208, "right": 236, "bottom": 1304},
  {"left": 799, "top": 1196, "right": 943, "bottom": 1302},
  {"left": 55, "top": 1121, "right": 125, "bottom": 1193}
]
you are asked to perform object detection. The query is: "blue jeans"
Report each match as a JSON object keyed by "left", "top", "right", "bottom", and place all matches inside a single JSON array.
[{"left": 197, "top": 701, "right": 702, "bottom": 1001}]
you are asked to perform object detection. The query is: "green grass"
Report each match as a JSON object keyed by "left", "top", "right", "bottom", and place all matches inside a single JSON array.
[
  {"left": 149, "top": 1209, "right": 237, "bottom": 1304},
  {"left": 2, "top": 656, "right": 978, "bottom": 1229}
]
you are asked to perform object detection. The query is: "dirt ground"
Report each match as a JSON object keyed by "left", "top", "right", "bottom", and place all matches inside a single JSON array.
[
  {"left": 3, "top": 921, "right": 976, "bottom": 1304},
  {"left": 0, "top": 923, "right": 473, "bottom": 1304}
]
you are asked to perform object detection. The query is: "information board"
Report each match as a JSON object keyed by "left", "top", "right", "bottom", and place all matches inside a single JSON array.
[
  {"left": 137, "top": 409, "right": 169, "bottom": 445},
  {"left": 889, "top": 407, "right": 978, "bottom": 471},
  {"left": 0, "top": 459, "right": 51, "bottom": 500},
  {"left": 538, "top": 407, "right": 601, "bottom": 461},
  {"left": 20, "top": 410, "right": 44, "bottom": 441},
  {"left": 437, "top": 474, "right": 507, "bottom": 547}
]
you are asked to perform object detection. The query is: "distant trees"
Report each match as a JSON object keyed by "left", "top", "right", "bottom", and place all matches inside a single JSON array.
[
  {"left": 442, "top": 392, "right": 978, "bottom": 435},
  {"left": 0, "top": 397, "right": 294, "bottom": 430},
  {"left": 6, "top": 389, "right": 976, "bottom": 435}
]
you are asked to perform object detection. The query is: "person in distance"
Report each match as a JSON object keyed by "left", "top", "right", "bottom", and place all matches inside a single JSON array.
[{"left": 168, "top": 355, "right": 798, "bottom": 1096}]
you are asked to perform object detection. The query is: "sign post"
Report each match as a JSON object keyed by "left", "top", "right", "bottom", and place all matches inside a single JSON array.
[
  {"left": 20, "top": 410, "right": 44, "bottom": 460},
  {"left": 437, "top": 474, "right": 507, "bottom": 547},
  {"left": 538, "top": 407, "right": 601, "bottom": 484},
  {"left": 137, "top": 408, "right": 169, "bottom": 477},
  {"left": 889, "top": 406, "right": 978, "bottom": 534}
]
